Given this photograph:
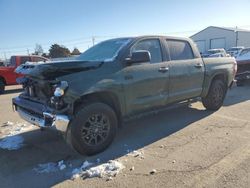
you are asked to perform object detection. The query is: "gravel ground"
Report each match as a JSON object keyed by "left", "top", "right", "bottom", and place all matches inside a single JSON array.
[{"left": 0, "top": 83, "right": 250, "bottom": 188}]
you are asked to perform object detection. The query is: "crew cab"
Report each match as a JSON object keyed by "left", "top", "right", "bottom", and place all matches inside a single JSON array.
[
  {"left": 0, "top": 55, "right": 48, "bottom": 93},
  {"left": 12, "top": 36, "right": 236, "bottom": 155}
]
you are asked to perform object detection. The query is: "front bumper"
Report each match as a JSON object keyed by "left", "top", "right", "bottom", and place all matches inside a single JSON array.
[{"left": 12, "top": 97, "right": 70, "bottom": 133}]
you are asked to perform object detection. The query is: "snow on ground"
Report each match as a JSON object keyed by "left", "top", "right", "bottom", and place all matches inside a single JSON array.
[
  {"left": 0, "top": 121, "right": 34, "bottom": 150},
  {"left": 72, "top": 160, "right": 125, "bottom": 180},
  {"left": 33, "top": 160, "right": 68, "bottom": 173},
  {"left": 33, "top": 162, "right": 59, "bottom": 173},
  {"left": 0, "top": 135, "right": 24, "bottom": 150}
]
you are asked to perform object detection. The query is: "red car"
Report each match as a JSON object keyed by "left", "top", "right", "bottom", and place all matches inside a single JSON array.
[{"left": 0, "top": 55, "right": 48, "bottom": 93}]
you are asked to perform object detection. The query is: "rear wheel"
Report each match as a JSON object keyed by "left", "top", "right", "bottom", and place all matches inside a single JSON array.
[
  {"left": 69, "top": 102, "right": 118, "bottom": 155},
  {"left": 0, "top": 79, "right": 5, "bottom": 94},
  {"left": 202, "top": 79, "right": 227, "bottom": 111}
]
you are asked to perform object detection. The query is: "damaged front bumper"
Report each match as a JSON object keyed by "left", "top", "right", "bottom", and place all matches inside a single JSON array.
[{"left": 12, "top": 97, "right": 70, "bottom": 133}]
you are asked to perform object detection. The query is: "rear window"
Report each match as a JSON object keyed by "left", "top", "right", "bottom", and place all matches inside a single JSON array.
[
  {"left": 9, "top": 56, "right": 16, "bottom": 66},
  {"left": 167, "top": 40, "right": 194, "bottom": 61}
]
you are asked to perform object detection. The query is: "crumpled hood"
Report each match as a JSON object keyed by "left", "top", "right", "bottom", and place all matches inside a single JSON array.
[{"left": 15, "top": 60, "right": 103, "bottom": 80}]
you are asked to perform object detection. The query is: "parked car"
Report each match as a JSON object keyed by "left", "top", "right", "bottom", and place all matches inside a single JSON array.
[
  {"left": 205, "top": 48, "right": 229, "bottom": 58},
  {"left": 227, "top": 46, "right": 244, "bottom": 57},
  {"left": 13, "top": 36, "right": 236, "bottom": 155},
  {"left": 0, "top": 55, "right": 48, "bottom": 93},
  {"left": 235, "top": 48, "right": 250, "bottom": 86}
]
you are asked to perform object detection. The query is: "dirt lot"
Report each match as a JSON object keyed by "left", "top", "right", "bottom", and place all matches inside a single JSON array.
[{"left": 0, "top": 84, "right": 250, "bottom": 188}]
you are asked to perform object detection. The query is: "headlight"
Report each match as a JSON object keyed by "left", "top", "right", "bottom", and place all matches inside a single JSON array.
[
  {"left": 54, "top": 87, "right": 64, "bottom": 97},
  {"left": 53, "top": 81, "right": 68, "bottom": 97}
]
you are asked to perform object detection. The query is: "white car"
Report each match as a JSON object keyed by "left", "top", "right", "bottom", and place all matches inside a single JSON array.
[
  {"left": 227, "top": 46, "right": 245, "bottom": 57},
  {"left": 205, "top": 49, "right": 230, "bottom": 58}
]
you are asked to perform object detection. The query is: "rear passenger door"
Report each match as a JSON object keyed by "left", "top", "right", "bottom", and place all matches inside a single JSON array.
[{"left": 165, "top": 39, "right": 205, "bottom": 103}]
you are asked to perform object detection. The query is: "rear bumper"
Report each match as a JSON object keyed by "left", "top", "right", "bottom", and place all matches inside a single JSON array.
[{"left": 12, "top": 97, "right": 70, "bottom": 133}]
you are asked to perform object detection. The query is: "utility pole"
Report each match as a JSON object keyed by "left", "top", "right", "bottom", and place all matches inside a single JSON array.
[
  {"left": 27, "top": 48, "right": 30, "bottom": 55},
  {"left": 92, "top": 36, "right": 95, "bottom": 46},
  {"left": 235, "top": 26, "right": 239, "bottom": 46}
]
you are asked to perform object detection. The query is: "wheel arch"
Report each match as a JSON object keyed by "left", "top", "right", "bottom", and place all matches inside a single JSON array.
[
  {"left": 73, "top": 91, "right": 123, "bottom": 126},
  {"left": 201, "top": 73, "right": 228, "bottom": 97},
  {"left": 0, "top": 76, "right": 6, "bottom": 85}
]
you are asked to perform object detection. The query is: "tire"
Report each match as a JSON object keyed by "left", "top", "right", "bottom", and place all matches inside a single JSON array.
[
  {"left": 0, "top": 79, "right": 5, "bottom": 94},
  {"left": 69, "top": 102, "right": 118, "bottom": 155},
  {"left": 202, "top": 79, "right": 227, "bottom": 111}
]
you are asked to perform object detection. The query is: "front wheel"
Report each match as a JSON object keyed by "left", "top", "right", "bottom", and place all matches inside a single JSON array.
[
  {"left": 69, "top": 102, "right": 118, "bottom": 155},
  {"left": 202, "top": 79, "right": 227, "bottom": 111}
]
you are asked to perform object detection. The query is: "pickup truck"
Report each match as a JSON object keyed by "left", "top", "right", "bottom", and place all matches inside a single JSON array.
[
  {"left": 0, "top": 55, "right": 48, "bottom": 93},
  {"left": 12, "top": 36, "right": 236, "bottom": 155}
]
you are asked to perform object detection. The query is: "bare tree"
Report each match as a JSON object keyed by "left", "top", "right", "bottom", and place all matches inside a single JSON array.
[{"left": 34, "top": 44, "right": 43, "bottom": 55}]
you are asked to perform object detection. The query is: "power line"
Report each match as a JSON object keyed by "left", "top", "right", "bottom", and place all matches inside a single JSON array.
[{"left": 0, "top": 36, "right": 115, "bottom": 51}]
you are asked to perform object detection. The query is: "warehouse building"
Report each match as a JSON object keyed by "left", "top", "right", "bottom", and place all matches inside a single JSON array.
[{"left": 190, "top": 26, "right": 250, "bottom": 53}]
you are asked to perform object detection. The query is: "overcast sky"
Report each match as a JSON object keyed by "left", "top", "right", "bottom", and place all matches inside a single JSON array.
[{"left": 0, "top": 0, "right": 250, "bottom": 59}]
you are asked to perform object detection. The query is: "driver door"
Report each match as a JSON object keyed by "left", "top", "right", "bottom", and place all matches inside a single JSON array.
[{"left": 122, "top": 38, "right": 170, "bottom": 115}]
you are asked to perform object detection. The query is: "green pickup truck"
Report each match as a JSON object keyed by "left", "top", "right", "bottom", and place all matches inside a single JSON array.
[{"left": 13, "top": 36, "right": 237, "bottom": 155}]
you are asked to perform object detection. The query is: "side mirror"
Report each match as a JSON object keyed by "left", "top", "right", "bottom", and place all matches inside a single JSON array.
[{"left": 126, "top": 50, "right": 151, "bottom": 64}]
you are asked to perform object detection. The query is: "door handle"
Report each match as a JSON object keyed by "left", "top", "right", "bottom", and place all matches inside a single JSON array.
[
  {"left": 158, "top": 67, "right": 169, "bottom": 73},
  {"left": 194, "top": 63, "right": 203, "bottom": 68}
]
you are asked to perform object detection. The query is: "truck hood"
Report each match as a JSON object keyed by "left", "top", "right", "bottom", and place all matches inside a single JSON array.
[
  {"left": 15, "top": 60, "right": 104, "bottom": 80},
  {"left": 0, "top": 66, "right": 13, "bottom": 72}
]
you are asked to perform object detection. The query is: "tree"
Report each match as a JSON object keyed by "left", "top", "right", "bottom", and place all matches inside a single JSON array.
[
  {"left": 49, "top": 44, "right": 71, "bottom": 58},
  {"left": 71, "top": 47, "right": 81, "bottom": 55},
  {"left": 34, "top": 44, "right": 43, "bottom": 55}
]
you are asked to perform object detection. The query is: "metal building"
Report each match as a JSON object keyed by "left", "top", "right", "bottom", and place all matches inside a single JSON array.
[{"left": 190, "top": 26, "right": 250, "bottom": 53}]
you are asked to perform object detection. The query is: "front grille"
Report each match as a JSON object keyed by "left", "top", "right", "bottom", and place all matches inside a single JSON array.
[{"left": 24, "top": 80, "right": 54, "bottom": 100}]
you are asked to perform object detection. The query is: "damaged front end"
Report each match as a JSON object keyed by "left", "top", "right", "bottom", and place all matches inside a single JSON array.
[
  {"left": 12, "top": 62, "right": 85, "bottom": 132},
  {"left": 12, "top": 59, "right": 113, "bottom": 133},
  {"left": 12, "top": 96, "right": 70, "bottom": 132},
  {"left": 13, "top": 76, "right": 71, "bottom": 132}
]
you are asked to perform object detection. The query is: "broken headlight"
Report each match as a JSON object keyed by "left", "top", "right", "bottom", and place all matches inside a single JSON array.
[
  {"left": 53, "top": 81, "right": 68, "bottom": 97},
  {"left": 50, "top": 81, "right": 68, "bottom": 110}
]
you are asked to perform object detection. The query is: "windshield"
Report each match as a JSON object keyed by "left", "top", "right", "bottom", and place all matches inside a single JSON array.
[
  {"left": 239, "top": 48, "right": 250, "bottom": 56},
  {"left": 78, "top": 38, "right": 131, "bottom": 62}
]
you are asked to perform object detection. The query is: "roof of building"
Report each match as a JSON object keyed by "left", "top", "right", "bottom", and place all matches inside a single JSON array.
[{"left": 191, "top": 26, "right": 250, "bottom": 38}]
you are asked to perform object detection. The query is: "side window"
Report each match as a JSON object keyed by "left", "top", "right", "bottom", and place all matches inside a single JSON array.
[
  {"left": 167, "top": 40, "right": 194, "bottom": 61},
  {"left": 132, "top": 39, "right": 162, "bottom": 63},
  {"left": 20, "top": 57, "right": 31, "bottom": 64},
  {"left": 9, "top": 56, "right": 16, "bottom": 66}
]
